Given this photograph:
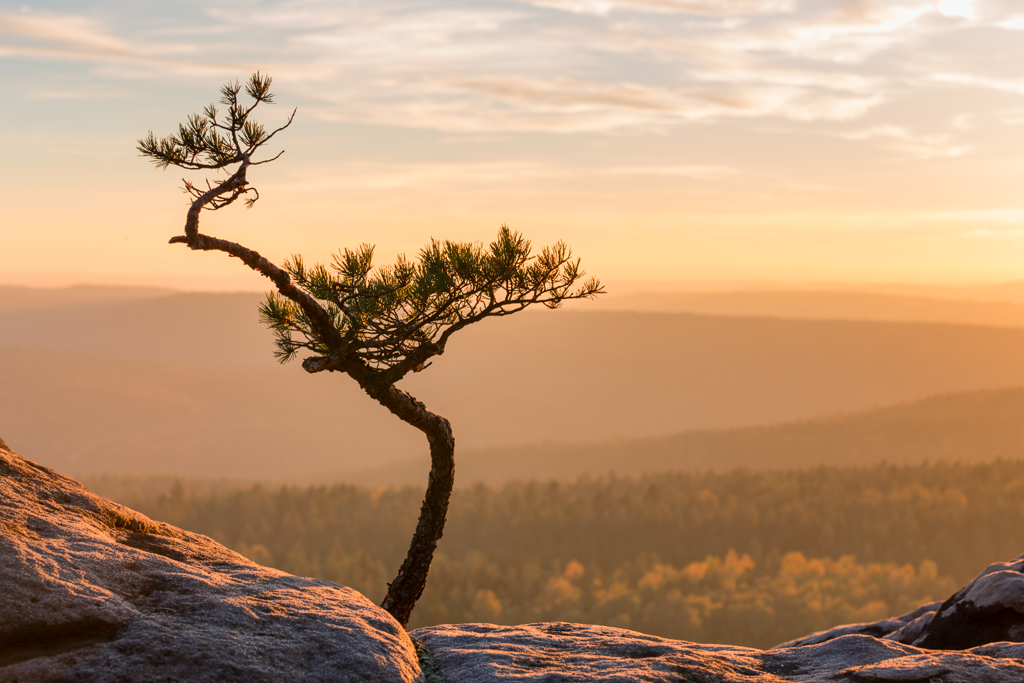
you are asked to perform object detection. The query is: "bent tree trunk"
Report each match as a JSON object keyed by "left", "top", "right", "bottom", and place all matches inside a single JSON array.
[
  {"left": 370, "top": 384, "right": 455, "bottom": 628},
  {"left": 146, "top": 74, "right": 601, "bottom": 633},
  {"left": 174, "top": 224, "right": 456, "bottom": 628}
]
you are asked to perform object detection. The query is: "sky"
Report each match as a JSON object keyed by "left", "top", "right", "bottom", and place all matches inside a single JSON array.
[{"left": 3, "top": 0, "right": 1024, "bottom": 291}]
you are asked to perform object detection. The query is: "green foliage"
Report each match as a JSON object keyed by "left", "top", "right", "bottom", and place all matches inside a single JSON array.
[
  {"left": 259, "top": 225, "right": 602, "bottom": 369},
  {"left": 137, "top": 73, "right": 292, "bottom": 213},
  {"left": 138, "top": 73, "right": 603, "bottom": 625},
  {"left": 137, "top": 73, "right": 600, "bottom": 377},
  {"left": 105, "top": 460, "right": 1024, "bottom": 647},
  {"left": 137, "top": 73, "right": 278, "bottom": 171},
  {"left": 411, "top": 638, "right": 448, "bottom": 683}
]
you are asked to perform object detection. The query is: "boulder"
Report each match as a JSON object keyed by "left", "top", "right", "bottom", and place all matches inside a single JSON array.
[
  {"left": 412, "top": 540, "right": 1024, "bottom": 682},
  {"left": 776, "top": 601, "right": 944, "bottom": 648},
  {"left": 412, "top": 622, "right": 1024, "bottom": 682},
  {"left": 0, "top": 439, "right": 422, "bottom": 683},
  {"left": 780, "top": 553, "right": 1024, "bottom": 651}
]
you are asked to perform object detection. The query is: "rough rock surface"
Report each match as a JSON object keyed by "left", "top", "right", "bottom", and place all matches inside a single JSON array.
[
  {"left": 7, "top": 434, "right": 1024, "bottom": 683},
  {"left": 781, "top": 553, "right": 1024, "bottom": 651},
  {"left": 412, "top": 623, "right": 1024, "bottom": 682},
  {"left": 412, "top": 544, "right": 1024, "bottom": 682},
  {"left": 0, "top": 440, "right": 422, "bottom": 683}
]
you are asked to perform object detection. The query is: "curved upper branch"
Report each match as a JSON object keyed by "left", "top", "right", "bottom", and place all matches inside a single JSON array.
[
  {"left": 170, "top": 231, "right": 345, "bottom": 352},
  {"left": 143, "top": 73, "right": 602, "bottom": 391},
  {"left": 137, "top": 73, "right": 294, "bottom": 212}
]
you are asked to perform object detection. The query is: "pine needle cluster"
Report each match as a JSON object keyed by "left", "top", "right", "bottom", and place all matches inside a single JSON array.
[
  {"left": 137, "top": 72, "right": 293, "bottom": 211},
  {"left": 259, "top": 227, "right": 602, "bottom": 373}
]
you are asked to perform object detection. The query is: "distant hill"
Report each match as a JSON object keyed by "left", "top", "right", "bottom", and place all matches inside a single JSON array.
[
  {"left": 343, "top": 387, "right": 1024, "bottom": 486},
  {"left": 599, "top": 280, "right": 1024, "bottom": 303},
  {"left": 9, "top": 287, "right": 1024, "bottom": 479},
  {"left": 585, "top": 290, "right": 1024, "bottom": 327},
  {"left": 836, "top": 280, "right": 1024, "bottom": 302},
  {"left": 0, "top": 289, "right": 271, "bottom": 366},
  {"left": 0, "top": 285, "right": 173, "bottom": 312}
]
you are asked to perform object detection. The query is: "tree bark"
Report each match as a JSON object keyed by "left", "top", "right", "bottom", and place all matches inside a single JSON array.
[
  {"left": 172, "top": 231, "right": 344, "bottom": 350},
  {"left": 174, "top": 213, "right": 456, "bottom": 628},
  {"left": 365, "top": 383, "right": 455, "bottom": 628}
]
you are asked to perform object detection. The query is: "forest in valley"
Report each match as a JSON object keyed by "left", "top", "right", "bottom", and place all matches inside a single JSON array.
[{"left": 90, "top": 460, "right": 1024, "bottom": 648}]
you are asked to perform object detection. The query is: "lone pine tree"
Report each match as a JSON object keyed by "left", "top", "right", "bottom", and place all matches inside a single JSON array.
[{"left": 138, "top": 73, "right": 603, "bottom": 627}]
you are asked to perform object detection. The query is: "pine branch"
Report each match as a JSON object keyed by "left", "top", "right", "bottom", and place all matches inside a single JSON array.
[{"left": 143, "top": 73, "right": 603, "bottom": 629}]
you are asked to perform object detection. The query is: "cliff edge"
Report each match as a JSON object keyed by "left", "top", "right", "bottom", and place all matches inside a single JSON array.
[
  {"left": 3, "top": 437, "right": 1024, "bottom": 682},
  {"left": 0, "top": 439, "right": 422, "bottom": 682}
]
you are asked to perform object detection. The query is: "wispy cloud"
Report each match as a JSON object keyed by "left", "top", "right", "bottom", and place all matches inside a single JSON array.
[
  {"left": 0, "top": 12, "right": 129, "bottom": 57},
  {"left": 3, "top": 0, "right": 1022, "bottom": 150},
  {"left": 997, "top": 109, "right": 1024, "bottom": 125},
  {"left": 0, "top": 10, "right": 249, "bottom": 78},
  {"left": 930, "top": 209, "right": 1024, "bottom": 224},
  {"left": 840, "top": 125, "right": 972, "bottom": 159},
  {"left": 933, "top": 73, "right": 1024, "bottom": 96},
  {"left": 273, "top": 160, "right": 572, "bottom": 192},
  {"left": 997, "top": 16, "right": 1024, "bottom": 29},
  {"left": 602, "top": 164, "right": 736, "bottom": 179},
  {"left": 23, "top": 86, "right": 132, "bottom": 101},
  {"left": 937, "top": 0, "right": 975, "bottom": 20},
  {"left": 515, "top": 0, "right": 796, "bottom": 16}
]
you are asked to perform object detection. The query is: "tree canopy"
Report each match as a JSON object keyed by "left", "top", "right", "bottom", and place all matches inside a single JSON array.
[
  {"left": 138, "top": 72, "right": 602, "bottom": 627},
  {"left": 260, "top": 228, "right": 601, "bottom": 375}
]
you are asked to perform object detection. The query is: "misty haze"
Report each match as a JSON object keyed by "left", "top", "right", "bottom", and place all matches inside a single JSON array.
[
  {"left": 6, "top": 3, "right": 1024, "bottom": 680},
  {"left": 5, "top": 284, "right": 1024, "bottom": 482}
]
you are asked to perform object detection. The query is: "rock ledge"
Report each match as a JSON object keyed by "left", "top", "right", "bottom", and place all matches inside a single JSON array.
[
  {"left": 0, "top": 440, "right": 422, "bottom": 682},
  {"left": 5, "top": 436, "right": 1024, "bottom": 683}
]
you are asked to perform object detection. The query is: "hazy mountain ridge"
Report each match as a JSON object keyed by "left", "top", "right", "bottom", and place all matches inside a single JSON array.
[
  {"left": 586, "top": 290, "right": 1024, "bottom": 327},
  {"left": 0, "top": 285, "right": 175, "bottom": 312},
  {"left": 0, "top": 289, "right": 271, "bottom": 366},
  {"left": 0, "top": 344, "right": 411, "bottom": 479},
  {"left": 341, "top": 387, "right": 1024, "bottom": 486},
  {"left": 8, "top": 285, "right": 1024, "bottom": 480}
]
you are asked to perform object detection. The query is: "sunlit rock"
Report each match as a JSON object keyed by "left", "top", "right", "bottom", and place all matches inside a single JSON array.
[
  {"left": 777, "top": 601, "right": 944, "bottom": 648},
  {"left": 6, "top": 434, "right": 1024, "bottom": 682},
  {"left": 412, "top": 623, "right": 1024, "bottom": 682},
  {"left": 412, "top": 542, "right": 1024, "bottom": 681},
  {"left": 0, "top": 439, "right": 422, "bottom": 683},
  {"left": 781, "top": 553, "right": 1024, "bottom": 652}
]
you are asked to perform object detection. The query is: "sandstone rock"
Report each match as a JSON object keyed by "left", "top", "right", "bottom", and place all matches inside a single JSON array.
[
  {"left": 8, "top": 431, "right": 1024, "bottom": 683},
  {"left": 0, "top": 440, "right": 422, "bottom": 683},
  {"left": 412, "top": 622, "right": 1024, "bottom": 683},
  {"left": 781, "top": 553, "right": 1024, "bottom": 652},
  {"left": 412, "top": 548, "right": 1024, "bottom": 681},
  {"left": 776, "top": 601, "right": 943, "bottom": 648},
  {"left": 914, "top": 555, "right": 1024, "bottom": 651}
]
